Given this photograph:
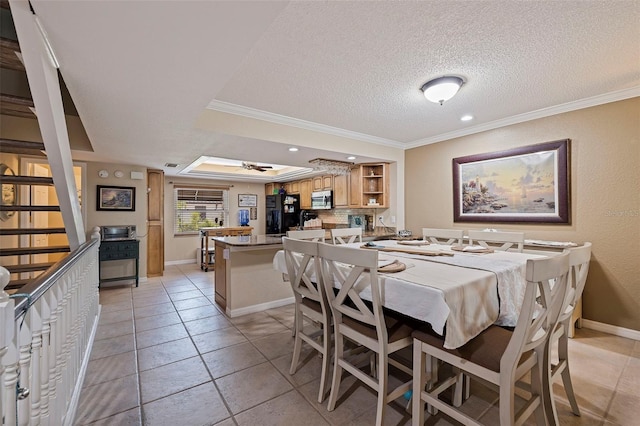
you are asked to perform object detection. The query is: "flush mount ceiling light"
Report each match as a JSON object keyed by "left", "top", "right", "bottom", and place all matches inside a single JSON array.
[
  {"left": 309, "top": 158, "right": 354, "bottom": 175},
  {"left": 420, "top": 76, "right": 465, "bottom": 105}
]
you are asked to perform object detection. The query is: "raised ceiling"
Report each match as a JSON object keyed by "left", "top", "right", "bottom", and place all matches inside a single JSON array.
[{"left": 24, "top": 1, "right": 640, "bottom": 180}]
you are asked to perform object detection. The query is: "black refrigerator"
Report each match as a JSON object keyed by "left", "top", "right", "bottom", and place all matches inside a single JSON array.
[{"left": 266, "top": 194, "right": 300, "bottom": 234}]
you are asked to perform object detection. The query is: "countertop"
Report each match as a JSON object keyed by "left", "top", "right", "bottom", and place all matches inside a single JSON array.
[{"left": 212, "top": 235, "right": 283, "bottom": 247}]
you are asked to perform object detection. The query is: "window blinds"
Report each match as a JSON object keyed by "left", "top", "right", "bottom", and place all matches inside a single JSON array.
[{"left": 173, "top": 187, "right": 229, "bottom": 234}]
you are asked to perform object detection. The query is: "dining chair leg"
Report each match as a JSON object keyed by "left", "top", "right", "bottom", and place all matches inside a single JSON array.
[
  {"left": 412, "top": 343, "right": 426, "bottom": 426},
  {"left": 289, "top": 306, "right": 303, "bottom": 375},
  {"left": 452, "top": 369, "right": 464, "bottom": 407},
  {"left": 375, "top": 352, "right": 389, "bottom": 426},
  {"left": 291, "top": 309, "right": 297, "bottom": 337},
  {"left": 530, "top": 349, "right": 547, "bottom": 426},
  {"left": 317, "top": 322, "right": 332, "bottom": 403},
  {"left": 559, "top": 324, "right": 580, "bottom": 416},
  {"left": 327, "top": 332, "right": 344, "bottom": 412}
]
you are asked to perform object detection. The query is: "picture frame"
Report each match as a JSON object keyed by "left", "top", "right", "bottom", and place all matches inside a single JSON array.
[
  {"left": 0, "top": 163, "right": 17, "bottom": 221},
  {"left": 238, "top": 193, "right": 257, "bottom": 207},
  {"left": 97, "top": 185, "right": 136, "bottom": 211},
  {"left": 452, "top": 139, "right": 570, "bottom": 224}
]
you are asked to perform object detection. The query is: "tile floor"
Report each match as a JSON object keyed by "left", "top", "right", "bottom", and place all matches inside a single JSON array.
[{"left": 76, "top": 263, "right": 640, "bottom": 425}]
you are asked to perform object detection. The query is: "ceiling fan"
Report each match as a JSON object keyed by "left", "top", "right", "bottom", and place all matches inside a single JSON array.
[{"left": 242, "top": 161, "right": 273, "bottom": 172}]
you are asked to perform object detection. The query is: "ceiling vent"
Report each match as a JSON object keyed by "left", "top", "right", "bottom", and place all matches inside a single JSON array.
[{"left": 164, "top": 163, "right": 179, "bottom": 168}]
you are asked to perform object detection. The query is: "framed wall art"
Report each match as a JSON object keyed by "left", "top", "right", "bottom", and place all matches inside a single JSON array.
[
  {"left": 1, "top": 163, "right": 17, "bottom": 221},
  {"left": 97, "top": 185, "right": 136, "bottom": 211},
  {"left": 452, "top": 139, "right": 570, "bottom": 223},
  {"left": 238, "top": 194, "right": 257, "bottom": 207}
]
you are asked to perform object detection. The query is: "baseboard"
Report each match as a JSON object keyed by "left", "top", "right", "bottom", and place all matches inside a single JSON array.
[
  {"left": 227, "top": 297, "right": 294, "bottom": 318},
  {"left": 64, "top": 304, "right": 101, "bottom": 426},
  {"left": 165, "top": 259, "right": 198, "bottom": 266},
  {"left": 582, "top": 319, "right": 640, "bottom": 341}
]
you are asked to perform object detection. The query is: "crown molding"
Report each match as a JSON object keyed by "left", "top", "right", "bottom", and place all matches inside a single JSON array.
[
  {"left": 207, "top": 100, "right": 405, "bottom": 149},
  {"left": 406, "top": 87, "right": 640, "bottom": 149}
]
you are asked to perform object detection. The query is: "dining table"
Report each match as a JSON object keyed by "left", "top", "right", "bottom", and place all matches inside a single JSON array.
[{"left": 273, "top": 239, "right": 547, "bottom": 349}]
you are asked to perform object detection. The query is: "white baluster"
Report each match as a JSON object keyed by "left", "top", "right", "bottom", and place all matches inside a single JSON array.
[
  {"left": 1, "top": 266, "right": 16, "bottom": 425},
  {"left": 3, "top": 322, "right": 19, "bottom": 426},
  {"left": 51, "top": 282, "right": 64, "bottom": 425},
  {"left": 17, "top": 311, "right": 32, "bottom": 426},
  {"left": 30, "top": 300, "right": 44, "bottom": 425},
  {"left": 39, "top": 294, "right": 52, "bottom": 426}
]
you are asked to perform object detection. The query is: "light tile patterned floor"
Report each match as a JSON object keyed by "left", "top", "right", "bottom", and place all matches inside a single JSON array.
[{"left": 76, "top": 263, "right": 640, "bottom": 425}]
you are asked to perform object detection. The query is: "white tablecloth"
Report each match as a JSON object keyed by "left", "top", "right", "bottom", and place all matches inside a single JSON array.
[{"left": 273, "top": 241, "right": 544, "bottom": 349}]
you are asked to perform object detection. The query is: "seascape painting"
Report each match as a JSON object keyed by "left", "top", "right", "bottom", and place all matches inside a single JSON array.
[
  {"left": 97, "top": 186, "right": 136, "bottom": 211},
  {"left": 453, "top": 140, "right": 570, "bottom": 223}
]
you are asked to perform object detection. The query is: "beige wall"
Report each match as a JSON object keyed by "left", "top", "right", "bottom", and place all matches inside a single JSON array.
[
  {"left": 405, "top": 97, "right": 640, "bottom": 331},
  {"left": 86, "top": 162, "right": 148, "bottom": 279},
  {"left": 163, "top": 178, "right": 267, "bottom": 263}
]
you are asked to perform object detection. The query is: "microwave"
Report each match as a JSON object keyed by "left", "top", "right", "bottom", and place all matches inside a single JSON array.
[
  {"left": 311, "top": 190, "right": 332, "bottom": 210},
  {"left": 101, "top": 225, "right": 137, "bottom": 241}
]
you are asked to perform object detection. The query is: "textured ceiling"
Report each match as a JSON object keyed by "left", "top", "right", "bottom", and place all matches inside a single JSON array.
[{"left": 29, "top": 0, "right": 640, "bottom": 179}]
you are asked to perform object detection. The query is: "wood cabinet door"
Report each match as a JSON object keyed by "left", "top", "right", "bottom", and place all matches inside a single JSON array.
[
  {"left": 300, "top": 179, "right": 312, "bottom": 209},
  {"left": 147, "top": 169, "right": 164, "bottom": 277},
  {"left": 290, "top": 181, "right": 300, "bottom": 194},
  {"left": 348, "top": 166, "right": 362, "bottom": 207},
  {"left": 333, "top": 174, "right": 348, "bottom": 207},
  {"left": 312, "top": 176, "right": 323, "bottom": 191},
  {"left": 322, "top": 175, "right": 333, "bottom": 190},
  {"left": 284, "top": 182, "right": 293, "bottom": 194},
  {"left": 265, "top": 183, "right": 274, "bottom": 196}
]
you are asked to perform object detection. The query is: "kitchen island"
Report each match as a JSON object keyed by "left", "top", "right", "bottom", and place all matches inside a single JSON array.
[{"left": 213, "top": 235, "right": 292, "bottom": 317}]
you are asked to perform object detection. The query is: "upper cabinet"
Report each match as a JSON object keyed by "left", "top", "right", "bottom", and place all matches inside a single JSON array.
[
  {"left": 360, "top": 163, "right": 389, "bottom": 208},
  {"left": 312, "top": 175, "right": 333, "bottom": 191},
  {"left": 265, "top": 183, "right": 275, "bottom": 196},
  {"left": 263, "top": 162, "right": 389, "bottom": 209},
  {"left": 333, "top": 174, "right": 348, "bottom": 208},
  {"left": 299, "top": 179, "right": 312, "bottom": 209}
]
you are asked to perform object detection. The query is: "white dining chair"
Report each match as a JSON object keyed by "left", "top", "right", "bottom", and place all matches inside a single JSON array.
[
  {"left": 421, "top": 228, "right": 464, "bottom": 245},
  {"left": 468, "top": 230, "right": 525, "bottom": 252},
  {"left": 282, "top": 237, "right": 332, "bottom": 403},
  {"left": 319, "top": 243, "right": 413, "bottom": 426},
  {"left": 412, "top": 251, "right": 570, "bottom": 426},
  {"left": 544, "top": 242, "right": 592, "bottom": 425},
  {"left": 286, "top": 229, "right": 326, "bottom": 242},
  {"left": 330, "top": 227, "right": 363, "bottom": 244}
]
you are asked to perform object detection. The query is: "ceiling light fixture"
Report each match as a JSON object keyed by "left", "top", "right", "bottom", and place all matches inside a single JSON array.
[
  {"left": 288, "top": 147, "right": 299, "bottom": 152},
  {"left": 420, "top": 76, "right": 465, "bottom": 105},
  {"left": 460, "top": 115, "right": 473, "bottom": 121},
  {"left": 346, "top": 156, "right": 356, "bottom": 160},
  {"left": 308, "top": 158, "right": 354, "bottom": 175}
]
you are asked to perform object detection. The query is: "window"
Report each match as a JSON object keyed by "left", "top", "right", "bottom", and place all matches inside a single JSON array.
[{"left": 174, "top": 187, "right": 229, "bottom": 235}]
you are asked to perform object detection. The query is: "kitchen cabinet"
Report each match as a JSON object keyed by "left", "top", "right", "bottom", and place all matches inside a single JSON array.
[
  {"left": 277, "top": 163, "right": 388, "bottom": 209},
  {"left": 299, "top": 179, "right": 312, "bottom": 209},
  {"left": 348, "top": 166, "right": 362, "bottom": 207},
  {"left": 361, "top": 163, "right": 389, "bottom": 208},
  {"left": 333, "top": 173, "right": 348, "bottom": 207},
  {"left": 265, "top": 183, "right": 274, "bottom": 196},
  {"left": 346, "top": 163, "right": 389, "bottom": 208},
  {"left": 312, "top": 175, "right": 333, "bottom": 191}
]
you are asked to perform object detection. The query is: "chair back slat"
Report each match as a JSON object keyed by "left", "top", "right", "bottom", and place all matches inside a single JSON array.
[
  {"left": 567, "top": 242, "right": 592, "bottom": 314},
  {"left": 319, "top": 243, "right": 381, "bottom": 329},
  {"left": 330, "top": 228, "right": 363, "bottom": 245},
  {"left": 287, "top": 229, "right": 326, "bottom": 242},
  {"left": 422, "top": 228, "right": 464, "bottom": 245},
  {"left": 283, "top": 238, "right": 323, "bottom": 303},
  {"left": 504, "top": 251, "right": 570, "bottom": 367},
  {"left": 468, "top": 230, "right": 525, "bottom": 252}
]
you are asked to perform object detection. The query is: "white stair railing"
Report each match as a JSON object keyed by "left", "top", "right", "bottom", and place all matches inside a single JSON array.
[{"left": 1, "top": 239, "right": 100, "bottom": 426}]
